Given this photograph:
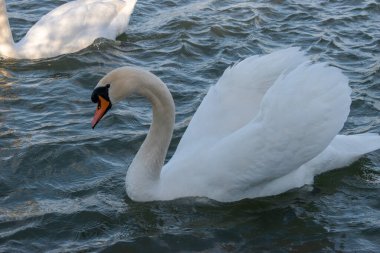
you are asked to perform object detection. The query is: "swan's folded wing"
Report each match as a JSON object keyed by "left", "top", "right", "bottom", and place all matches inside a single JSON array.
[
  {"left": 172, "top": 48, "right": 308, "bottom": 160},
  {"left": 202, "top": 62, "right": 351, "bottom": 199}
]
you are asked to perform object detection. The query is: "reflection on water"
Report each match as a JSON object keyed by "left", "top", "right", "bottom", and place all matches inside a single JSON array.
[{"left": 0, "top": 0, "right": 379, "bottom": 252}]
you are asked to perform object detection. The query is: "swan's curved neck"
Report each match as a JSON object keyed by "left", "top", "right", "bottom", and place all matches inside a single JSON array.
[
  {"left": 125, "top": 72, "right": 175, "bottom": 201},
  {"left": 0, "top": 1, "right": 16, "bottom": 58}
]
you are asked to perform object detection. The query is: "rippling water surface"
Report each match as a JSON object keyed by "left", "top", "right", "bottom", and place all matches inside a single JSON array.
[{"left": 1, "top": 0, "right": 380, "bottom": 252}]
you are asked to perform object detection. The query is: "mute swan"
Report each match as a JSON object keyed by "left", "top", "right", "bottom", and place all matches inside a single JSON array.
[
  {"left": 91, "top": 48, "right": 380, "bottom": 202},
  {"left": 0, "top": 0, "right": 137, "bottom": 59}
]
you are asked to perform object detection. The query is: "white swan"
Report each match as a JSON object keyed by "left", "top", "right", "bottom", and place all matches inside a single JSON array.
[
  {"left": 91, "top": 48, "right": 380, "bottom": 202},
  {"left": 0, "top": 0, "right": 137, "bottom": 59}
]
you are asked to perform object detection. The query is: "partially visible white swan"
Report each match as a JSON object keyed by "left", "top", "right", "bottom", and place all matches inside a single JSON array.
[
  {"left": 91, "top": 48, "right": 380, "bottom": 202},
  {"left": 0, "top": 0, "right": 137, "bottom": 59}
]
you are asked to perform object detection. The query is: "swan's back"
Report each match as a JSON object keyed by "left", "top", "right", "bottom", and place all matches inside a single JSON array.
[
  {"left": 16, "top": 0, "right": 136, "bottom": 59},
  {"left": 161, "top": 48, "right": 355, "bottom": 201}
]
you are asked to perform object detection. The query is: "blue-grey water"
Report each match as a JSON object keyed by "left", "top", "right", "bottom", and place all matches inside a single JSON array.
[{"left": 1, "top": 0, "right": 380, "bottom": 252}]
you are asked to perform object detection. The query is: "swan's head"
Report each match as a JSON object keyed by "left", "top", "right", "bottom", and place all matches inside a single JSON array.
[
  {"left": 91, "top": 66, "right": 161, "bottom": 128},
  {"left": 91, "top": 81, "right": 112, "bottom": 129}
]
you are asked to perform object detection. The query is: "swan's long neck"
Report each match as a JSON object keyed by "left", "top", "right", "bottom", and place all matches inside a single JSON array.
[
  {"left": 0, "top": 1, "right": 16, "bottom": 58},
  {"left": 125, "top": 71, "right": 175, "bottom": 201}
]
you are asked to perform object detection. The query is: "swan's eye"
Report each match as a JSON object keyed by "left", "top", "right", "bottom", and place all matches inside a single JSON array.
[{"left": 91, "top": 85, "right": 111, "bottom": 104}]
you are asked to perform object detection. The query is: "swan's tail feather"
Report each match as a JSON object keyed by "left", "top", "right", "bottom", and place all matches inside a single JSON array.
[
  {"left": 122, "top": 0, "right": 138, "bottom": 15},
  {"left": 333, "top": 133, "right": 380, "bottom": 157},
  {"left": 308, "top": 133, "right": 380, "bottom": 175},
  {"left": 110, "top": 0, "right": 138, "bottom": 34}
]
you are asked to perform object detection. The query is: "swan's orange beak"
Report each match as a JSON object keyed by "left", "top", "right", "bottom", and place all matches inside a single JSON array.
[{"left": 92, "top": 96, "right": 111, "bottom": 129}]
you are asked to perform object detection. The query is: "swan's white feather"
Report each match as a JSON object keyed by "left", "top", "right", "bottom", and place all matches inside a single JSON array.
[
  {"left": 305, "top": 133, "right": 380, "bottom": 176},
  {"left": 173, "top": 48, "right": 308, "bottom": 159},
  {"left": 94, "top": 48, "right": 380, "bottom": 202},
  {"left": 253, "top": 133, "right": 380, "bottom": 198},
  {"left": 158, "top": 49, "right": 379, "bottom": 202},
  {"left": 13, "top": 0, "right": 136, "bottom": 59}
]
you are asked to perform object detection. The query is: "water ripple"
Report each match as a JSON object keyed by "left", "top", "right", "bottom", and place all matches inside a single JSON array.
[{"left": 0, "top": 0, "right": 379, "bottom": 252}]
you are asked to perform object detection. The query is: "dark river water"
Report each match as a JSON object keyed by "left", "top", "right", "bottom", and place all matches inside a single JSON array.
[{"left": 1, "top": 0, "right": 380, "bottom": 252}]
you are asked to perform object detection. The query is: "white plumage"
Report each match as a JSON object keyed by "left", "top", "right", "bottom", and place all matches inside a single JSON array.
[
  {"left": 0, "top": 0, "right": 137, "bottom": 59},
  {"left": 91, "top": 48, "right": 380, "bottom": 202}
]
